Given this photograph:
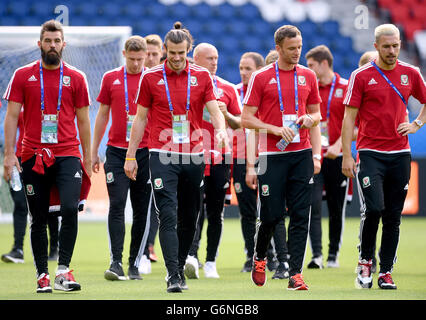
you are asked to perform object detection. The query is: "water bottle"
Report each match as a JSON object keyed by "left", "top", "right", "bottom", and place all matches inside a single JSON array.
[
  {"left": 276, "top": 123, "right": 301, "bottom": 151},
  {"left": 10, "top": 166, "right": 22, "bottom": 192}
]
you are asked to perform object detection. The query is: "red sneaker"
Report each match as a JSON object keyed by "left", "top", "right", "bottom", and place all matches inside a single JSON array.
[
  {"left": 54, "top": 269, "right": 81, "bottom": 291},
  {"left": 288, "top": 273, "right": 309, "bottom": 290},
  {"left": 251, "top": 257, "right": 267, "bottom": 287},
  {"left": 37, "top": 273, "right": 52, "bottom": 293},
  {"left": 378, "top": 272, "right": 397, "bottom": 289}
]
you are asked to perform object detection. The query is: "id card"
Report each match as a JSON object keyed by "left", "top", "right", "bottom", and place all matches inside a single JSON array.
[
  {"left": 320, "top": 121, "right": 329, "bottom": 147},
  {"left": 282, "top": 114, "right": 300, "bottom": 143},
  {"left": 41, "top": 114, "right": 58, "bottom": 144},
  {"left": 126, "top": 114, "right": 135, "bottom": 142},
  {"left": 172, "top": 114, "right": 190, "bottom": 144}
]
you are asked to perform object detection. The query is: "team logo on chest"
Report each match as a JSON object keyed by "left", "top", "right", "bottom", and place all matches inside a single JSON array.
[
  {"left": 335, "top": 88, "right": 343, "bottom": 98},
  {"left": 298, "top": 75, "right": 306, "bottom": 86},
  {"left": 401, "top": 74, "right": 409, "bottom": 86},
  {"left": 216, "top": 88, "right": 224, "bottom": 98},
  {"left": 190, "top": 76, "right": 198, "bottom": 86},
  {"left": 62, "top": 76, "right": 71, "bottom": 86}
]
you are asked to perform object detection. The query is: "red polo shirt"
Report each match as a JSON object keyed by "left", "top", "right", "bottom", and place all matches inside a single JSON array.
[
  {"left": 344, "top": 60, "right": 426, "bottom": 152},
  {"left": 202, "top": 75, "right": 241, "bottom": 157},
  {"left": 318, "top": 73, "right": 348, "bottom": 152},
  {"left": 136, "top": 60, "right": 218, "bottom": 154},
  {"left": 233, "top": 83, "right": 248, "bottom": 160},
  {"left": 243, "top": 63, "right": 321, "bottom": 155},
  {"left": 3, "top": 60, "right": 90, "bottom": 162},
  {"left": 97, "top": 66, "right": 149, "bottom": 149}
]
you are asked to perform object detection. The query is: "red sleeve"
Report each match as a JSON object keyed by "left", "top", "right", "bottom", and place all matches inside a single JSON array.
[
  {"left": 136, "top": 73, "right": 152, "bottom": 108},
  {"left": 96, "top": 73, "right": 111, "bottom": 105},
  {"left": 74, "top": 72, "right": 91, "bottom": 108},
  {"left": 307, "top": 73, "right": 322, "bottom": 105},
  {"left": 204, "top": 73, "right": 218, "bottom": 104},
  {"left": 226, "top": 85, "right": 242, "bottom": 116},
  {"left": 411, "top": 67, "right": 426, "bottom": 104},
  {"left": 344, "top": 71, "right": 364, "bottom": 108},
  {"left": 243, "top": 72, "right": 262, "bottom": 107},
  {"left": 3, "top": 69, "right": 25, "bottom": 104}
]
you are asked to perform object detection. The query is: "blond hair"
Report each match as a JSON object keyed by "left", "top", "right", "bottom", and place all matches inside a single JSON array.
[
  {"left": 125, "top": 35, "right": 147, "bottom": 52},
  {"left": 374, "top": 24, "right": 400, "bottom": 43}
]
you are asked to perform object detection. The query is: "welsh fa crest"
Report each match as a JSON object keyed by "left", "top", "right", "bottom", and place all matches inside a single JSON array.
[
  {"left": 106, "top": 172, "right": 114, "bottom": 183},
  {"left": 298, "top": 75, "right": 306, "bottom": 86},
  {"left": 26, "top": 184, "right": 34, "bottom": 196},
  {"left": 234, "top": 182, "right": 242, "bottom": 193},
  {"left": 190, "top": 76, "right": 198, "bottom": 86},
  {"left": 401, "top": 74, "right": 408, "bottom": 86},
  {"left": 362, "top": 176, "right": 371, "bottom": 188},
  {"left": 62, "top": 76, "right": 71, "bottom": 86},
  {"left": 154, "top": 178, "right": 163, "bottom": 189},
  {"left": 335, "top": 88, "right": 343, "bottom": 98},
  {"left": 261, "top": 184, "right": 270, "bottom": 196}
]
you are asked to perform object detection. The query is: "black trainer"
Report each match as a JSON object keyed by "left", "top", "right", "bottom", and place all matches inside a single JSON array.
[
  {"left": 104, "top": 261, "right": 127, "bottom": 281},
  {"left": 241, "top": 259, "right": 252, "bottom": 272},
  {"left": 128, "top": 265, "right": 142, "bottom": 280},
  {"left": 266, "top": 257, "right": 279, "bottom": 271},
  {"left": 179, "top": 270, "right": 188, "bottom": 290},
  {"left": 167, "top": 274, "right": 182, "bottom": 293},
  {"left": 272, "top": 261, "right": 289, "bottom": 279},
  {"left": 1, "top": 248, "right": 24, "bottom": 264}
]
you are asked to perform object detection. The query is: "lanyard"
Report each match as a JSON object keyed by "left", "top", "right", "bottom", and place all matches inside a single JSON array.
[
  {"left": 124, "top": 66, "right": 144, "bottom": 114},
  {"left": 39, "top": 60, "right": 63, "bottom": 114},
  {"left": 371, "top": 61, "right": 407, "bottom": 106},
  {"left": 275, "top": 62, "right": 298, "bottom": 114},
  {"left": 326, "top": 74, "right": 336, "bottom": 119},
  {"left": 162, "top": 63, "right": 191, "bottom": 115}
]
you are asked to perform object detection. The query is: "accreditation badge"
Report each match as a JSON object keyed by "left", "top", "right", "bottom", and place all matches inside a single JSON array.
[
  {"left": 282, "top": 114, "right": 300, "bottom": 143},
  {"left": 172, "top": 114, "right": 190, "bottom": 144},
  {"left": 320, "top": 121, "right": 329, "bottom": 147},
  {"left": 126, "top": 114, "right": 135, "bottom": 142},
  {"left": 41, "top": 114, "right": 58, "bottom": 144}
]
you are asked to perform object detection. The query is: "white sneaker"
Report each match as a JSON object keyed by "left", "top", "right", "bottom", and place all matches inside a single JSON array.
[
  {"left": 327, "top": 259, "right": 340, "bottom": 268},
  {"left": 204, "top": 261, "right": 220, "bottom": 278},
  {"left": 184, "top": 255, "right": 199, "bottom": 279},
  {"left": 138, "top": 255, "right": 152, "bottom": 274}
]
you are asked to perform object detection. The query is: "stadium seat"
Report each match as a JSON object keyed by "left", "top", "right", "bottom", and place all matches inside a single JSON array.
[
  {"left": 234, "top": 3, "right": 261, "bottom": 20},
  {"left": 122, "top": 3, "right": 148, "bottom": 18},
  {"left": 403, "top": 20, "right": 424, "bottom": 40},
  {"left": 6, "top": 2, "right": 31, "bottom": 17},
  {"left": 388, "top": 5, "right": 411, "bottom": 24},
  {"left": 99, "top": 3, "right": 123, "bottom": 17},
  {"left": 166, "top": 3, "right": 191, "bottom": 20}
]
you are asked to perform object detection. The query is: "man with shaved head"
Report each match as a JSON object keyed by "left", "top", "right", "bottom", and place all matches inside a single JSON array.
[{"left": 184, "top": 42, "right": 242, "bottom": 280}]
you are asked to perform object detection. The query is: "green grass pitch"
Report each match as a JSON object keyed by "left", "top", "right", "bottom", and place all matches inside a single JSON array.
[{"left": 0, "top": 216, "right": 426, "bottom": 300}]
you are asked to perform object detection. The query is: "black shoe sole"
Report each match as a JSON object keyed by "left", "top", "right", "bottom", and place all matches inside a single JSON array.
[
  {"left": 167, "top": 283, "right": 182, "bottom": 293},
  {"left": 104, "top": 270, "right": 127, "bottom": 281}
]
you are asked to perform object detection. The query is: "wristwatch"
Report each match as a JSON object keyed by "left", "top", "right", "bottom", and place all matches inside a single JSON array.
[
  {"left": 313, "top": 154, "right": 322, "bottom": 161},
  {"left": 414, "top": 119, "right": 424, "bottom": 128}
]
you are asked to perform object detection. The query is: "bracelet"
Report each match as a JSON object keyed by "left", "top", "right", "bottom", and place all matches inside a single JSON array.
[{"left": 125, "top": 157, "right": 136, "bottom": 161}]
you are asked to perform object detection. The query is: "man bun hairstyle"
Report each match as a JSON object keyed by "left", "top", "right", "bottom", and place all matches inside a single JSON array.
[{"left": 164, "top": 21, "right": 194, "bottom": 51}]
